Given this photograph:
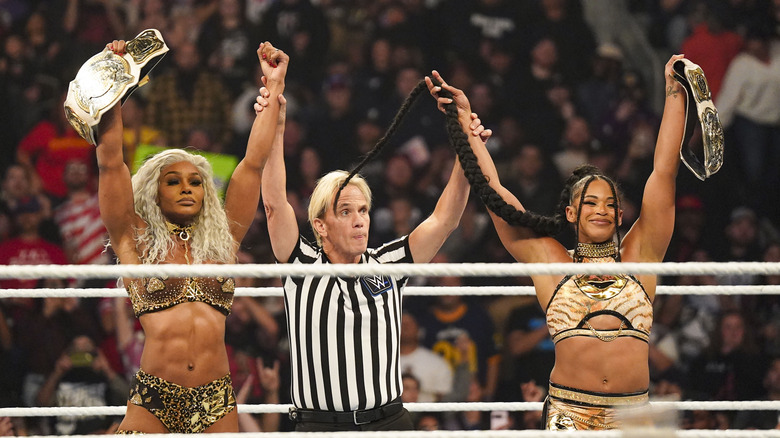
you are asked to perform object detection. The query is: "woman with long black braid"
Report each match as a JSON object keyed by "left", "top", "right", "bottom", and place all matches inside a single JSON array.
[
  {"left": 256, "top": 74, "right": 489, "bottom": 431},
  {"left": 427, "top": 54, "right": 688, "bottom": 430}
]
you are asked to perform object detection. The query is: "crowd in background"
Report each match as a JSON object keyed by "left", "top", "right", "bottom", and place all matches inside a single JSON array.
[{"left": 1, "top": 0, "right": 780, "bottom": 433}]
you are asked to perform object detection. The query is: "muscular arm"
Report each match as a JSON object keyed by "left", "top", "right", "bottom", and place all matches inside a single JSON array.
[
  {"left": 423, "top": 72, "right": 567, "bottom": 267},
  {"left": 95, "top": 41, "right": 139, "bottom": 264},
  {"left": 408, "top": 156, "right": 470, "bottom": 263},
  {"left": 224, "top": 43, "right": 288, "bottom": 245},
  {"left": 623, "top": 55, "right": 686, "bottom": 264}
]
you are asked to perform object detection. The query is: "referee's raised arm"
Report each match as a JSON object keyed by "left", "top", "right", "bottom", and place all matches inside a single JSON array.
[
  {"left": 260, "top": 91, "right": 298, "bottom": 263},
  {"left": 409, "top": 71, "right": 492, "bottom": 264}
]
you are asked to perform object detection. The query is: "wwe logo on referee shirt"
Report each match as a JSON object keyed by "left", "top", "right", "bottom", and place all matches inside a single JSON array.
[{"left": 360, "top": 275, "right": 393, "bottom": 296}]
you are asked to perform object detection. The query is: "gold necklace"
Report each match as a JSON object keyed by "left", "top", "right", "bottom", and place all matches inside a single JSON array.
[
  {"left": 165, "top": 221, "right": 194, "bottom": 242},
  {"left": 575, "top": 241, "right": 617, "bottom": 259},
  {"left": 165, "top": 221, "right": 198, "bottom": 298}
]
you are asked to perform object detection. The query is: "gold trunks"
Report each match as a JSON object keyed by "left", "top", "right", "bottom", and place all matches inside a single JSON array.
[
  {"left": 544, "top": 382, "right": 648, "bottom": 430},
  {"left": 120, "top": 369, "right": 236, "bottom": 433}
]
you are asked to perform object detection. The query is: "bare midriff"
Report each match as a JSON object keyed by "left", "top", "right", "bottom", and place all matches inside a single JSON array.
[
  {"left": 550, "top": 336, "right": 649, "bottom": 394},
  {"left": 137, "top": 301, "right": 229, "bottom": 387}
]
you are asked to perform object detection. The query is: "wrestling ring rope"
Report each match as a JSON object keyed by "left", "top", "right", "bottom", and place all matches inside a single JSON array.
[
  {"left": 2, "top": 261, "right": 780, "bottom": 437},
  {"left": 6, "top": 432, "right": 780, "bottom": 438}
]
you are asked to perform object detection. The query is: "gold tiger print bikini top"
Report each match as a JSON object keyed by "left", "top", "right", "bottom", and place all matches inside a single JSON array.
[
  {"left": 545, "top": 241, "right": 652, "bottom": 344},
  {"left": 125, "top": 276, "right": 235, "bottom": 317}
]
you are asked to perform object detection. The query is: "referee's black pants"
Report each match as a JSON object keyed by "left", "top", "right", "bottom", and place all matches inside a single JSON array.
[{"left": 294, "top": 408, "right": 414, "bottom": 432}]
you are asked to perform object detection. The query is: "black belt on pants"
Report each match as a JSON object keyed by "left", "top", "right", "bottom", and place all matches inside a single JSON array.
[{"left": 289, "top": 397, "right": 403, "bottom": 425}]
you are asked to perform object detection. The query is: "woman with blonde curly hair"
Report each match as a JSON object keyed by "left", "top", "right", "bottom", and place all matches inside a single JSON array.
[{"left": 94, "top": 39, "right": 288, "bottom": 434}]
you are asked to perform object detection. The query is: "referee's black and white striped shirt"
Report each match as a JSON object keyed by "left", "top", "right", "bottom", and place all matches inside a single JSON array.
[{"left": 282, "top": 234, "right": 412, "bottom": 412}]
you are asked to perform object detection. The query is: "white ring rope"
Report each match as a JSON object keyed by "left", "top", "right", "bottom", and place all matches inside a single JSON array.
[
  {"left": 14, "top": 431, "right": 780, "bottom": 438},
  {"left": 2, "top": 400, "right": 779, "bottom": 418},
  {"left": 1, "top": 262, "right": 779, "bottom": 279},
  {"left": 2, "top": 284, "right": 780, "bottom": 298}
]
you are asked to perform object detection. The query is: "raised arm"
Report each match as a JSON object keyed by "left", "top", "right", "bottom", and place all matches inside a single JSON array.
[
  {"left": 260, "top": 92, "right": 298, "bottom": 263},
  {"left": 224, "top": 42, "right": 288, "bottom": 245},
  {"left": 408, "top": 72, "right": 494, "bottom": 263},
  {"left": 424, "top": 71, "right": 567, "bottom": 266},
  {"left": 622, "top": 54, "right": 686, "bottom": 263},
  {"left": 96, "top": 41, "right": 141, "bottom": 264}
]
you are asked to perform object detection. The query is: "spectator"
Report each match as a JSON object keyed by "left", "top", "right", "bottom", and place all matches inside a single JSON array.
[
  {"left": 715, "top": 207, "right": 763, "bottom": 287},
  {"left": 144, "top": 41, "right": 233, "bottom": 149},
  {"left": 258, "top": 0, "right": 330, "bottom": 93},
  {"left": 24, "top": 9, "right": 68, "bottom": 83},
  {"left": 112, "top": 295, "right": 143, "bottom": 383},
  {"left": 61, "top": 0, "right": 126, "bottom": 57},
  {"left": 733, "top": 356, "right": 780, "bottom": 429},
  {"left": 504, "top": 143, "right": 563, "bottom": 216},
  {"left": 715, "top": 26, "right": 780, "bottom": 219},
  {"left": 665, "top": 195, "right": 708, "bottom": 263},
  {"left": 53, "top": 159, "right": 109, "bottom": 268},
  {"left": 12, "top": 295, "right": 99, "bottom": 423},
  {"left": 303, "top": 70, "right": 361, "bottom": 172},
  {"left": 552, "top": 115, "right": 593, "bottom": 178},
  {"left": 416, "top": 413, "right": 442, "bottom": 431},
  {"left": 121, "top": 95, "right": 165, "bottom": 169},
  {"left": 0, "top": 163, "right": 53, "bottom": 232},
  {"left": 515, "top": 37, "right": 568, "bottom": 150},
  {"left": 528, "top": 0, "right": 597, "bottom": 86},
  {"left": 577, "top": 43, "right": 625, "bottom": 126},
  {"left": 123, "top": 0, "right": 173, "bottom": 38},
  {"left": 678, "top": 0, "right": 743, "bottom": 99},
  {"left": 0, "top": 197, "right": 67, "bottom": 290},
  {"left": 434, "top": 0, "right": 527, "bottom": 64},
  {"left": 442, "top": 375, "right": 489, "bottom": 430},
  {"left": 16, "top": 92, "right": 93, "bottom": 201},
  {"left": 371, "top": 153, "right": 434, "bottom": 227},
  {"left": 417, "top": 254, "right": 501, "bottom": 402},
  {"left": 197, "top": 0, "right": 255, "bottom": 98},
  {"left": 497, "top": 299, "right": 554, "bottom": 401},
  {"left": 687, "top": 310, "right": 767, "bottom": 401},
  {"left": 0, "top": 303, "right": 23, "bottom": 409},
  {"left": 235, "top": 357, "right": 281, "bottom": 432},
  {"left": 35, "top": 334, "right": 128, "bottom": 435}
]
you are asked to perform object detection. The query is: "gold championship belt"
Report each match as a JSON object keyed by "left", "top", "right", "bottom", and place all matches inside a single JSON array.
[
  {"left": 63, "top": 29, "right": 169, "bottom": 145},
  {"left": 672, "top": 58, "right": 724, "bottom": 180}
]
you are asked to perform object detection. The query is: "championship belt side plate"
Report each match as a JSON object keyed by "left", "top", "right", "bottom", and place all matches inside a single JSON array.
[
  {"left": 672, "top": 58, "right": 724, "bottom": 180},
  {"left": 63, "top": 29, "right": 169, "bottom": 145}
]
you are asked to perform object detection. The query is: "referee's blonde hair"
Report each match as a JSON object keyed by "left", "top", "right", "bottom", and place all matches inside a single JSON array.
[
  {"left": 308, "top": 170, "right": 372, "bottom": 246},
  {"left": 130, "top": 149, "right": 237, "bottom": 264}
]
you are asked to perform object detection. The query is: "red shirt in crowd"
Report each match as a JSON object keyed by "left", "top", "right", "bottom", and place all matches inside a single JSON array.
[
  {"left": 17, "top": 120, "right": 93, "bottom": 199},
  {"left": 0, "top": 236, "right": 68, "bottom": 289}
]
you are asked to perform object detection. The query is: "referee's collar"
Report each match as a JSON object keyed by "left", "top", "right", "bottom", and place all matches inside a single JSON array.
[{"left": 319, "top": 248, "right": 371, "bottom": 265}]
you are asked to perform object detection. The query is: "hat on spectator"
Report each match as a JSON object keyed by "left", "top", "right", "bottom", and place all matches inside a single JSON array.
[
  {"left": 676, "top": 195, "right": 704, "bottom": 211},
  {"left": 597, "top": 43, "right": 623, "bottom": 61},
  {"left": 323, "top": 73, "right": 351, "bottom": 92},
  {"left": 730, "top": 206, "right": 756, "bottom": 223}
]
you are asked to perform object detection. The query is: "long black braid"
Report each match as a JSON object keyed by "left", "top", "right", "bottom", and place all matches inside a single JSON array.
[{"left": 333, "top": 79, "right": 430, "bottom": 210}]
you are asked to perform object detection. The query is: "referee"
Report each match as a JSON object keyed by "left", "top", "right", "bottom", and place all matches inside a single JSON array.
[{"left": 257, "top": 83, "right": 490, "bottom": 431}]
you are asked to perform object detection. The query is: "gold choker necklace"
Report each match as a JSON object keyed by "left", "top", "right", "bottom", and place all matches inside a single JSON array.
[
  {"left": 165, "top": 221, "right": 194, "bottom": 241},
  {"left": 575, "top": 241, "right": 617, "bottom": 259}
]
